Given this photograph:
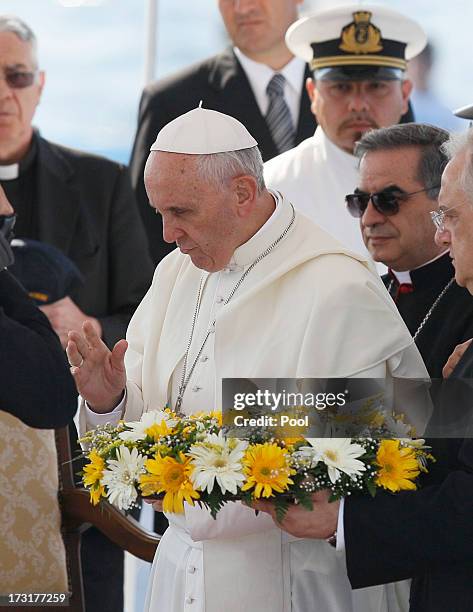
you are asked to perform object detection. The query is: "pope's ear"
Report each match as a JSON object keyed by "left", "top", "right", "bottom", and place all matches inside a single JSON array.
[{"left": 232, "top": 175, "right": 258, "bottom": 217}]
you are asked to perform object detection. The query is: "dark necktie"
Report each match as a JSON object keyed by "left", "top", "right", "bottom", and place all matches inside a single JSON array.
[{"left": 265, "top": 73, "right": 295, "bottom": 154}]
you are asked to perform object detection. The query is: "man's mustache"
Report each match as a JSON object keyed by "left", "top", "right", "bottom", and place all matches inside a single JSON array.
[{"left": 339, "top": 114, "right": 378, "bottom": 130}]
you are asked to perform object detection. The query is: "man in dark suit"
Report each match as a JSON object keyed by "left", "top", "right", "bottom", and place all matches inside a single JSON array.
[
  {"left": 130, "top": 0, "right": 315, "bottom": 264},
  {"left": 253, "top": 125, "right": 473, "bottom": 611},
  {"left": 0, "top": 15, "right": 154, "bottom": 612},
  {"left": 0, "top": 187, "right": 77, "bottom": 428}
]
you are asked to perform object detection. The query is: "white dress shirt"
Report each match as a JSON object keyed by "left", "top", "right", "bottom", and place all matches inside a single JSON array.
[{"left": 234, "top": 47, "right": 306, "bottom": 127}]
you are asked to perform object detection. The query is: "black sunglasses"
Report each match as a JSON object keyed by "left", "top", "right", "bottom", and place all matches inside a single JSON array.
[
  {"left": 2, "top": 70, "right": 38, "bottom": 89},
  {"left": 345, "top": 186, "right": 440, "bottom": 218}
]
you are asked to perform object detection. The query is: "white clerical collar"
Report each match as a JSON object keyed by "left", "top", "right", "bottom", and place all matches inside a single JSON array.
[
  {"left": 391, "top": 269, "right": 412, "bottom": 285},
  {"left": 224, "top": 189, "right": 289, "bottom": 270},
  {"left": 233, "top": 47, "right": 305, "bottom": 121},
  {"left": 0, "top": 163, "right": 19, "bottom": 180},
  {"left": 391, "top": 250, "right": 450, "bottom": 284},
  {"left": 314, "top": 126, "right": 359, "bottom": 170}
]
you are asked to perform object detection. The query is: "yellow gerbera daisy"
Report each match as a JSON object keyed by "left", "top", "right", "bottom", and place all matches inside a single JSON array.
[
  {"left": 375, "top": 439, "right": 420, "bottom": 492},
  {"left": 282, "top": 436, "right": 304, "bottom": 447},
  {"left": 189, "top": 411, "right": 222, "bottom": 426},
  {"left": 83, "top": 450, "right": 105, "bottom": 488},
  {"left": 140, "top": 452, "right": 199, "bottom": 513},
  {"left": 209, "top": 411, "right": 223, "bottom": 427},
  {"left": 145, "top": 420, "right": 174, "bottom": 441},
  {"left": 89, "top": 484, "right": 106, "bottom": 506},
  {"left": 242, "top": 442, "right": 295, "bottom": 498}
]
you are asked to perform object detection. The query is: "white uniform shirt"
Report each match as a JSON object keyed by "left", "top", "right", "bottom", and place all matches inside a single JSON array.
[{"left": 264, "top": 127, "right": 367, "bottom": 256}]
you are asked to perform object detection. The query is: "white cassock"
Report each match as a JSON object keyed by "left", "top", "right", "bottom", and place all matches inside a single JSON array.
[
  {"left": 80, "top": 192, "right": 428, "bottom": 612},
  {"left": 264, "top": 127, "right": 367, "bottom": 258}
]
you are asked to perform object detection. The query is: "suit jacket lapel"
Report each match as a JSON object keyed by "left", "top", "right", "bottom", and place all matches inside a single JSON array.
[
  {"left": 35, "top": 137, "right": 82, "bottom": 256},
  {"left": 208, "top": 50, "right": 315, "bottom": 160},
  {"left": 208, "top": 48, "right": 278, "bottom": 161},
  {"left": 295, "top": 64, "right": 316, "bottom": 142}
]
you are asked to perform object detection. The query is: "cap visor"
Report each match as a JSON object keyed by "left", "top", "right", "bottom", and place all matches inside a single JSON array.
[{"left": 315, "top": 66, "right": 403, "bottom": 81}]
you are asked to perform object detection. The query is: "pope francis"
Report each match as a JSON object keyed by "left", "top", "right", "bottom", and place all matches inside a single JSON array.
[{"left": 70, "top": 107, "right": 428, "bottom": 612}]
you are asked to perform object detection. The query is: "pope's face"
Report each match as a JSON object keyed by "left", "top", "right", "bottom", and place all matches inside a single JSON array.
[
  {"left": 218, "top": 0, "right": 301, "bottom": 59},
  {"left": 145, "top": 152, "right": 243, "bottom": 272},
  {"left": 436, "top": 150, "right": 473, "bottom": 294},
  {"left": 307, "top": 78, "right": 412, "bottom": 154},
  {"left": 0, "top": 31, "right": 44, "bottom": 162},
  {"left": 359, "top": 147, "right": 442, "bottom": 272}
]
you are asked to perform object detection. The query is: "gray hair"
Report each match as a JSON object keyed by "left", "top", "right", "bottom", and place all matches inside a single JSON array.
[
  {"left": 441, "top": 129, "right": 473, "bottom": 204},
  {"left": 195, "top": 146, "right": 266, "bottom": 193},
  {"left": 0, "top": 16, "right": 38, "bottom": 68},
  {"left": 354, "top": 123, "right": 450, "bottom": 200}
]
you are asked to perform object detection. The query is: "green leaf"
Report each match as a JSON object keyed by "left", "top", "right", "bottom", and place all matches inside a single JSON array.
[
  {"left": 274, "top": 497, "right": 290, "bottom": 523},
  {"left": 366, "top": 478, "right": 377, "bottom": 498}
]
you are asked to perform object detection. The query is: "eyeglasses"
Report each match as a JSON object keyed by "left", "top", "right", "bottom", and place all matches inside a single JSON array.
[
  {"left": 430, "top": 203, "right": 466, "bottom": 232},
  {"left": 1, "top": 70, "right": 38, "bottom": 89},
  {"left": 346, "top": 186, "right": 440, "bottom": 218}
]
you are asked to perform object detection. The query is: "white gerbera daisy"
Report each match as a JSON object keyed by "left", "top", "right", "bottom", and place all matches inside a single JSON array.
[
  {"left": 299, "top": 438, "right": 366, "bottom": 484},
  {"left": 119, "top": 410, "right": 178, "bottom": 442},
  {"left": 101, "top": 446, "right": 146, "bottom": 510},
  {"left": 188, "top": 432, "right": 248, "bottom": 495},
  {"left": 383, "top": 413, "right": 413, "bottom": 438}
]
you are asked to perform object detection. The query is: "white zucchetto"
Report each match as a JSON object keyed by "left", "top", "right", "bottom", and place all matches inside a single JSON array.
[{"left": 150, "top": 104, "right": 258, "bottom": 155}]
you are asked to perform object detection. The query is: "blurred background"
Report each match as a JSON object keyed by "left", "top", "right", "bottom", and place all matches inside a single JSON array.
[{"left": 0, "top": 0, "right": 470, "bottom": 164}]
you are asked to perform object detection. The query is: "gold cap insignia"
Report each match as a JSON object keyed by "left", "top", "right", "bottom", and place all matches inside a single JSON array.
[{"left": 339, "top": 11, "right": 383, "bottom": 55}]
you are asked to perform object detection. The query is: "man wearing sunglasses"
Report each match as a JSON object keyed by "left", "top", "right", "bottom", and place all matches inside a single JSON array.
[
  {"left": 0, "top": 15, "right": 155, "bottom": 612},
  {"left": 347, "top": 123, "right": 473, "bottom": 379},
  {"left": 264, "top": 5, "right": 420, "bottom": 257}
]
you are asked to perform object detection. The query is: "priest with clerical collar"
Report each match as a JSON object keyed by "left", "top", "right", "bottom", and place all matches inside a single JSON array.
[
  {"left": 71, "top": 106, "right": 428, "bottom": 612},
  {"left": 351, "top": 122, "right": 473, "bottom": 378}
]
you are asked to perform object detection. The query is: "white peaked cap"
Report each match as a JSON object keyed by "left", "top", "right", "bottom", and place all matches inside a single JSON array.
[
  {"left": 150, "top": 104, "right": 258, "bottom": 154},
  {"left": 287, "top": 4, "right": 426, "bottom": 67}
]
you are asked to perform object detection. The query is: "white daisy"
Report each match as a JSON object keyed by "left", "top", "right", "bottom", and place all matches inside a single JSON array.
[
  {"left": 383, "top": 413, "right": 413, "bottom": 438},
  {"left": 119, "top": 410, "right": 178, "bottom": 442},
  {"left": 298, "top": 438, "right": 366, "bottom": 484},
  {"left": 101, "top": 446, "right": 146, "bottom": 510},
  {"left": 188, "top": 432, "right": 248, "bottom": 495}
]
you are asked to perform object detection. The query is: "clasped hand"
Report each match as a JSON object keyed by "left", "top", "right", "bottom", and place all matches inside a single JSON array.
[{"left": 251, "top": 490, "right": 339, "bottom": 540}]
